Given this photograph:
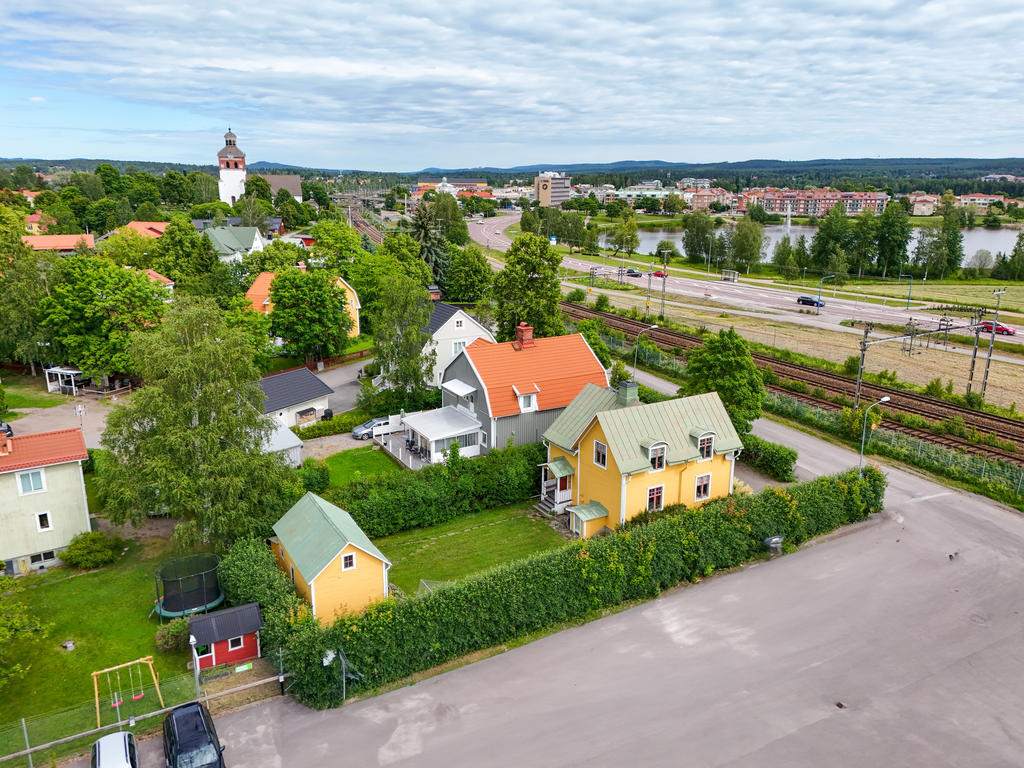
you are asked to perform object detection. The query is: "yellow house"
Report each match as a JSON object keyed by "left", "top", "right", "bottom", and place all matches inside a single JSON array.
[
  {"left": 270, "top": 492, "right": 390, "bottom": 623},
  {"left": 541, "top": 382, "right": 743, "bottom": 538}
]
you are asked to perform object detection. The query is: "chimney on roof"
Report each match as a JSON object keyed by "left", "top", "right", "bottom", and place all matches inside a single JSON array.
[
  {"left": 296, "top": 261, "right": 307, "bottom": 272},
  {"left": 427, "top": 284, "right": 441, "bottom": 301},
  {"left": 616, "top": 380, "right": 639, "bottom": 408},
  {"left": 0, "top": 433, "right": 12, "bottom": 457},
  {"left": 514, "top": 322, "right": 535, "bottom": 349}
]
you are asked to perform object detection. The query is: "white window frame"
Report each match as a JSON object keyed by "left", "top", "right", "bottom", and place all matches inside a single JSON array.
[
  {"left": 36, "top": 511, "right": 53, "bottom": 532},
  {"left": 695, "top": 473, "right": 712, "bottom": 502},
  {"left": 227, "top": 636, "right": 245, "bottom": 651},
  {"left": 649, "top": 444, "right": 666, "bottom": 472},
  {"left": 647, "top": 485, "right": 664, "bottom": 511},
  {"left": 453, "top": 340, "right": 467, "bottom": 355},
  {"left": 698, "top": 435, "right": 715, "bottom": 461},
  {"left": 18, "top": 469, "right": 46, "bottom": 496},
  {"left": 341, "top": 553, "right": 357, "bottom": 571},
  {"left": 519, "top": 393, "right": 537, "bottom": 413},
  {"left": 571, "top": 513, "right": 581, "bottom": 535},
  {"left": 455, "top": 319, "right": 464, "bottom": 328},
  {"left": 593, "top": 440, "right": 607, "bottom": 469}
]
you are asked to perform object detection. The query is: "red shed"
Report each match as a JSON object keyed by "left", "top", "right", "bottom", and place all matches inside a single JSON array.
[{"left": 188, "top": 602, "right": 263, "bottom": 671}]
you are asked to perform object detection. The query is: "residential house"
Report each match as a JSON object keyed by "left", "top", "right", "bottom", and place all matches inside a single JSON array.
[
  {"left": 188, "top": 602, "right": 263, "bottom": 670},
  {"left": 421, "top": 324, "right": 606, "bottom": 458},
  {"left": 423, "top": 302, "right": 495, "bottom": 386},
  {"left": 906, "top": 194, "right": 939, "bottom": 217},
  {"left": 956, "top": 193, "right": 1005, "bottom": 211},
  {"left": 23, "top": 210, "right": 53, "bottom": 235},
  {"left": 245, "top": 269, "right": 361, "bottom": 338},
  {"left": 270, "top": 492, "right": 391, "bottom": 623},
  {"left": 121, "top": 221, "right": 169, "bottom": 238},
  {"left": 541, "top": 382, "right": 742, "bottom": 539},
  {"left": 258, "top": 367, "right": 333, "bottom": 426},
  {"left": 263, "top": 421, "right": 303, "bottom": 468},
  {"left": 22, "top": 234, "right": 95, "bottom": 254},
  {"left": 193, "top": 216, "right": 283, "bottom": 236},
  {"left": 204, "top": 226, "right": 266, "bottom": 262},
  {"left": 143, "top": 268, "right": 174, "bottom": 299},
  {"left": 0, "top": 428, "right": 90, "bottom": 574}
]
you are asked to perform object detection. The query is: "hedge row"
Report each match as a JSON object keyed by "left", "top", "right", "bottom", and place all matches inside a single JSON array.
[
  {"left": 279, "top": 467, "right": 885, "bottom": 708},
  {"left": 740, "top": 433, "right": 798, "bottom": 482},
  {"left": 325, "top": 442, "right": 546, "bottom": 538},
  {"left": 292, "top": 409, "right": 371, "bottom": 440}
]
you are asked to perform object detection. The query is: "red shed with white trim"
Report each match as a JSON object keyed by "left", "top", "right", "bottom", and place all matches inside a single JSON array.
[{"left": 188, "top": 602, "right": 263, "bottom": 670}]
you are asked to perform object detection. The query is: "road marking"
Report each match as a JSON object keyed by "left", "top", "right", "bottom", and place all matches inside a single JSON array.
[{"left": 906, "top": 492, "right": 951, "bottom": 504}]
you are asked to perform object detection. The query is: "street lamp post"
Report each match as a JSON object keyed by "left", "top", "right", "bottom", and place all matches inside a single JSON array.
[
  {"left": 817, "top": 274, "right": 834, "bottom": 315},
  {"left": 900, "top": 273, "right": 913, "bottom": 310},
  {"left": 188, "top": 635, "right": 202, "bottom": 701},
  {"left": 633, "top": 324, "right": 659, "bottom": 377},
  {"left": 859, "top": 396, "right": 890, "bottom": 478}
]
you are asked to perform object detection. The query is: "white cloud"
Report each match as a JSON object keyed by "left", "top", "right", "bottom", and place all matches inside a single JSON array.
[
  {"left": 1, "top": 0, "right": 1023, "bottom": 169},
  {"left": 28, "top": 96, "right": 45, "bottom": 102}
]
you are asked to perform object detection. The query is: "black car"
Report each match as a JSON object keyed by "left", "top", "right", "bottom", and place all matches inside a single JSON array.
[
  {"left": 796, "top": 296, "right": 824, "bottom": 307},
  {"left": 163, "top": 702, "right": 225, "bottom": 768},
  {"left": 624, "top": 268, "right": 642, "bottom": 277}
]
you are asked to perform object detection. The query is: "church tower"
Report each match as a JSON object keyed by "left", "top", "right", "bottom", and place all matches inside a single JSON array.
[{"left": 217, "top": 129, "right": 247, "bottom": 205}]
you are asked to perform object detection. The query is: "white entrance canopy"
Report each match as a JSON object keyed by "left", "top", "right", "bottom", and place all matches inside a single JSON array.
[
  {"left": 441, "top": 379, "right": 476, "bottom": 399},
  {"left": 403, "top": 406, "right": 481, "bottom": 441},
  {"left": 45, "top": 367, "right": 83, "bottom": 396}
]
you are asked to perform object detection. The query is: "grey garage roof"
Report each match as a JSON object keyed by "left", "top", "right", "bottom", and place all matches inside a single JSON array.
[
  {"left": 259, "top": 367, "right": 333, "bottom": 413},
  {"left": 189, "top": 602, "right": 263, "bottom": 645}
]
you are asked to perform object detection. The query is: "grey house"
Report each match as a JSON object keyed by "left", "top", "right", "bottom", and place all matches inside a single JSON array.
[{"left": 258, "top": 367, "right": 333, "bottom": 427}]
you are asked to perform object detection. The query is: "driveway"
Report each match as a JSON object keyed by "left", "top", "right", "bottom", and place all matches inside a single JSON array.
[
  {"left": 8, "top": 399, "right": 114, "bottom": 448},
  {"left": 315, "top": 358, "right": 372, "bottom": 415},
  {"left": 66, "top": 416, "right": 1024, "bottom": 767}
]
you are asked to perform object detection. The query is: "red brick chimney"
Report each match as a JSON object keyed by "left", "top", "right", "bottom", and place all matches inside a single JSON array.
[
  {"left": 515, "top": 322, "right": 535, "bottom": 348},
  {"left": 0, "top": 435, "right": 12, "bottom": 457}
]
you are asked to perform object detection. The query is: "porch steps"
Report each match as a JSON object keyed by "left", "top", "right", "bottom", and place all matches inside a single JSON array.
[{"left": 534, "top": 497, "right": 557, "bottom": 516}]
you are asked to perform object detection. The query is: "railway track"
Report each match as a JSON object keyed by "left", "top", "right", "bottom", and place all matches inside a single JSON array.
[{"left": 561, "top": 302, "right": 1024, "bottom": 463}]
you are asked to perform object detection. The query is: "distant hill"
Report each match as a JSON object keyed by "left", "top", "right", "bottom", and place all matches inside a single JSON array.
[
  {"left": 0, "top": 157, "right": 342, "bottom": 176},
  {"left": 249, "top": 160, "right": 341, "bottom": 175}
]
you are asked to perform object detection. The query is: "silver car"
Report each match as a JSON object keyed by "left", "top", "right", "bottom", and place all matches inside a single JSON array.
[{"left": 352, "top": 416, "right": 389, "bottom": 440}]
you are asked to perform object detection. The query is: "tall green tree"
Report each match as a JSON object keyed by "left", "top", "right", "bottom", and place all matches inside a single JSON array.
[
  {"left": 154, "top": 214, "right": 231, "bottom": 301},
  {"left": 609, "top": 217, "right": 639, "bottom": 260},
  {"left": 431, "top": 193, "right": 469, "bottom": 245},
  {"left": 490, "top": 233, "right": 564, "bottom": 341},
  {"left": 939, "top": 190, "right": 964, "bottom": 275},
  {"left": 875, "top": 201, "right": 912, "bottom": 278},
  {"left": 731, "top": 217, "right": 765, "bottom": 271},
  {"left": 99, "top": 297, "right": 302, "bottom": 549},
  {"left": 684, "top": 328, "right": 763, "bottom": 434},
  {"left": 270, "top": 269, "right": 352, "bottom": 362},
  {"left": 811, "top": 203, "right": 850, "bottom": 268},
  {"left": 410, "top": 205, "right": 449, "bottom": 282},
  {"left": 245, "top": 175, "right": 273, "bottom": 202},
  {"left": 654, "top": 239, "right": 681, "bottom": 265},
  {"left": 310, "top": 220, "right": 369, "bottom": 273},
  {"left": 683, "top": 211, "right": 714, "bottom": 263},
  {"left": 373, "top": 275, "right": 436, "bottom": 392},
  {"left": 242, "top": 240, "right": 307, "bottom": 279},
  {"left": 847, "top": 210, "right": 878, "bottom": 279},
  {"left": 38, "top": 256, "right": 165, "bottom": 379},
  {"left": 443, "top": 242, "right": 492, "bottom": 302},
  {"left": 97, "top": 228, "right": 152, "bottom": 267}
]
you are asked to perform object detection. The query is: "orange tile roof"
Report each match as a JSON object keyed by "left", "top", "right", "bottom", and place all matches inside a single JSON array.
[
  {"left": 145, "top": 269, "right": 173, "bottom": 286},
  {"left": 245, "top": 271, "right": 276, "bottom": 314},
  {"left": 464, "top": 334, "right": 608, "bottom": 418},
  {"left": 22, "top": 234, "right": 95, "bottom": 251},
  {"left": 122, "top": 221, "right": 169, "bottom": 238},
  {"left": 0, "top": 428, "right": 88, "bottom": 474}
]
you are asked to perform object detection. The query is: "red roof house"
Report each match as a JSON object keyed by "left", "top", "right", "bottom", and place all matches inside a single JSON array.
[
  {"left": 188, "top": 603, "right": 263, "bottom": 670},
  {"left": 22, "top": 234, "right": 95, "bottom": 253}
]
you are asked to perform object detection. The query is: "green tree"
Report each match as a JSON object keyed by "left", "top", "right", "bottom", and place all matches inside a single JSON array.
[
  {"left": 99, "top": 297, "right": 302, "bottom": 548},
  {"left": 310, "top": 220, "right": 369, "bottom": 273},
  {"left": 684, "top": 328, "right": 763, "bottom": 434},
  {"left": 939, "top": 190, "right": 964, "bottom": 275},
  {"left": 0, "top": 575, "right": 51, "bottom": 691},
  {"left": 222, "top": 294, "right": 275, "bottom": 370},
  {"left": 576, "top": 319, "right": 612, "bottom": 367},
  {"left": 683, "top": 211, "right": 713, "bottom": 263},
  {"left": 97, "top": 228, "right": 152, "bottom": 267},
  {"left": 875, "top": 201, "right": 912, "bottom": 279},
  {"left": 237, "top": 196, "right": 273, "bottom": 231},
  {"left": 443, "top": 242, "right": 492, "bottom": 302},
  {"left": 490, "top": 233, "right": 563, "bottom": 341},
  {"left": 609, "top": 217, "right": 639, "bottom": 260},
  {"left": 654, "top": 239, "right": 681, "bottom": 265},
  {"left": 377, "top": 232, "right": 421, "bottom": 266},
  {"left": 410, "top": 205, "right": 449, "bottom": 282},
  {"left": 663, "top": 193, "right": 685, "bottom": 214},
  {"left": 38, "top": 256, "right": 165, "bottom": 379},
  {"left": 133, "top": 201, "right": 163, "bottom": 221},
  {"left": 519, "top": 208, "right": 540, "bottom": 234},
  {"left": 94, "top": 163, "right": 124, "bottom": 197},
  {"left": 160, "top": 170, "right": 194, "bottom": 205},
  {"left": 245, "top": 175, "right": 273, "bottom": 202},
  {"left": 848, "top": 210, "right": 878, "bottom": 278},
  {"left": 731, "top": 217, "right": 765, "bottom": 271},
  {"left": 373, "top": 275, "right": 436, "bottom": 392},
  {"left": 188, "top": 171, "right": 219, "bottom": 204},
  {"left": 242, "top": 240, "right": 306, "bottom": 279},
  {"left": 912, "top": 222, "right": 944, "bottom": 280},
  {"left": 811, "top": 203, "right": 850, "bottom": 268},
  {"left": 270, "top": 269, "right": 352, "bottom": 362},
  {"left": 431, "top": 192, "right": 469, "bottom": 245},
  {"left": 154, "top": 215, "right": 231, "bottom": 301}
]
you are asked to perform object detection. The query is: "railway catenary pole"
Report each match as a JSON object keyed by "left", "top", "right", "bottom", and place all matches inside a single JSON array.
[
  {"left": 853, "top": 323, "right": 873, "bottom": 408},
  {"left": 981, "top": 289, "right": 1006, "bottom": 398},
  {"left": 966, "top": 322, "right": 981, "bottom": 394}
]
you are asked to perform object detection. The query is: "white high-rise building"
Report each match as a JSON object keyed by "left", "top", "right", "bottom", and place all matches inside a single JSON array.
[{"left": 217, "top": 130, "right": 247, "bottom": 205}]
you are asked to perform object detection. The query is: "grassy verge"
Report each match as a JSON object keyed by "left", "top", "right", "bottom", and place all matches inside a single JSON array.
[
  {"left": 325, "top": 446, "right": 403, "bottom": 486},
  {"left": 1, "top": 375, "right": 70, "bottom": 420},
  {"left": 377, "top": 503, "right": 566, "bottom": 595}
]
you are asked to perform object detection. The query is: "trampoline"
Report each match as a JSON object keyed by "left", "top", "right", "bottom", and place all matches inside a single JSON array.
[{"left": 152, "top": 554, "right": 224, "bottom": 620}]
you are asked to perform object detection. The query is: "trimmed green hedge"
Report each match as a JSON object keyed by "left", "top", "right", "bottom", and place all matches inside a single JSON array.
[
  {"left": 282, "top": 467, "right": 885, "bottom": 707},
  {"left": 325, "top": 443, "right": 545, "bottom": 538},
  {"left": 740, "top": 433, "right": 798, "bottom": 482},
  {"left": 292, "top": 409, "right": 371, "bottom": 440}
]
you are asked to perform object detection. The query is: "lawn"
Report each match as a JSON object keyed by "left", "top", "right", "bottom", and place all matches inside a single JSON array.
[
  {"left": 1, "top": 374, "right": 69, "bottom": 420},
  {"left": 833, "top": 281, "right": 1024, "bottom": 314},
  {"left": 377, "top": 503, "right": 568, "bottom": 595},
  {"left": 325, "top": 445, "right": 403, "bottom": 486}
]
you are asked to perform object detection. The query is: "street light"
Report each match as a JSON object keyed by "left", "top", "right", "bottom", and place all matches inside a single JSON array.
[
  {"left": 633, "top": 324, "right": 659, "bottom": 377},
  {"left": 900, "top": 273, "right": 913, "bottom": 310},
  {"left": 859, "top": 396, "right": 890, "bottom": 478},
  {"left": 817, "top": 274, "right": 834, "bottom": 315},
  {"left": 188, "top": 635, "right": 202, "bottom": 701}
]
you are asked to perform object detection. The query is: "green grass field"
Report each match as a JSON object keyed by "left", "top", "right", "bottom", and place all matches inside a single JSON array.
[
  {"left": 325, "top": 445, "right": 403, "bottom": 486},
  {"left": 378, "top": 503, "right": 567, "bottom": 595},
  {"left": 1, "top": 375, "right": 69, "bottom": 420},
  {"left": 832, "top": 281, "right": 1024, "bottom": 313}
]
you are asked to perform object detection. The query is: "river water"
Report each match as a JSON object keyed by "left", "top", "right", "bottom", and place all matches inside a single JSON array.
[{"left": 600, "top": 223, "right": 1022, "bottom": 261}]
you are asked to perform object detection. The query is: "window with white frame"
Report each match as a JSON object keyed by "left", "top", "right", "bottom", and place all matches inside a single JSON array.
[
  {"left": 571, "top": 513, "right": 581, "bottom": 534},
  {"left": 649, "top": 444, "right": 666, "bottom": 471},
  {"left": 698, "top": 435, "right": 714, "bottom": 460},
  {"left": 342, "top": 553, "right": 356, "bottom": 571},
  {"left": 228, "top": 636, "right": 244, "bottom": 651},
  {"left": 36, "top": 512, "right": 52, "bottom": 532},
  {"left": 453, "top": 340, "right": 467, "bottom": 355},
  {"left": 455, "top": 319, "right": 463, "bottom": 328},
  {"left": 695, "top": 473, "right": 712, "bottom": 501},
  {"left": 518, "top": 393, "right": 537, "bottom": 413},
  {"left": 29, "top": 550, "right": 56, "bottom": 564},
  {"left": 647, "top": 486, "right": 664, "bottom": 511},
  {"left": 18, "top": 469, "right": 45, "bottom": 495},
  {"left": 594, "top": 440, "right": 607, "bottom": 468}
]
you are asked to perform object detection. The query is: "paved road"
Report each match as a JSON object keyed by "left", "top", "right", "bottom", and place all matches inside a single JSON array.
[
  {"left": 86, "top": 417, "right": 1024, "bottom": 767},
  {"left": 468, "top": 212, "right": 520, "bottom": 253},
  {"left": 314, "top": 358, "right": 371, "bottom": 416},
  {"left": 8, "top": 398, "right": 113, "bottom": 448}
]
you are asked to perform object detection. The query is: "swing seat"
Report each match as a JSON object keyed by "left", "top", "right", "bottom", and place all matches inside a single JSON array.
[
  {"left": 132, "top": 692, "right": 145, "bottom": 701},
  {"left": 111, "top": 698, "right": 123, "bottom": 707}
]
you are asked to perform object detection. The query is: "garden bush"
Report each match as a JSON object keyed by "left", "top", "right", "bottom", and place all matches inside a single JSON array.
[
  {"left": 740, "top": 433, "right": 798, "bottom": 482},
  {"left": 296, "top": 458, "right": 330, "bottom": 493},
  {"left": 61, "top": 531, "right": 123, "bottom": 569},
  {"left": 155, "top": 618, "right": 191, "bottom": 654},
  {"left": 283, "top": 468, "right": 885, "bottom": 707},
  {"left": 566, "top": 288, "right": 586, "bottom": 303},
  {"left": 292, "top": 409, "right": 371, "bottom": 440},
  {"left": 325, "top": 442, "right": 545, "bottom": 538}
]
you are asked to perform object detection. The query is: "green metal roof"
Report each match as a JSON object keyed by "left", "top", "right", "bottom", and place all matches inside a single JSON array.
[
  {"left": 204, "top": 226, "right": 261, "bottom": 256},
  {"left": 568, "top": 501, "right": 610, "bottom": 521},
  {"left": 272, "top": 492, "right": 389, "bottom": 582},
  {"left": 545, "top": 456, "right": 575, "bottom": 478},
  {"left": 543, "top": 382, "right": 618, "bottom": 451}
]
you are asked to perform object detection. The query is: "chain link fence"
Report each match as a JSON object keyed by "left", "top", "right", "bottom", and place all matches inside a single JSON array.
[{"left": 766, "top": 391, "right": 1024, "bottom": 497}]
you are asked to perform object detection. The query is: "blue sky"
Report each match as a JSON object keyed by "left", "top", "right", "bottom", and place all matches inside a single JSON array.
[{"left": 2, "top": 1, "right": 1023, "bottom": 171}]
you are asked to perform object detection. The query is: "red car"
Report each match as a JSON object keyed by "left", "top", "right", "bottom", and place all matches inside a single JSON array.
[
  {"left": 981, "top": 320, "right": 1016, "bottom": 335},
  {"left": 651, "top": 271, "right": 667, "bottom": 278}
]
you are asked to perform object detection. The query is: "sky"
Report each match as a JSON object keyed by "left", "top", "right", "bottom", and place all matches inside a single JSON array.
[{"left": 1, "top": 1, "right": 1023, "bottom": 172}]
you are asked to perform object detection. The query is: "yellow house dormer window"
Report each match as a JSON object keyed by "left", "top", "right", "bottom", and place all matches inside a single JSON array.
[
  {"left": 698, "top": 434, "right": 715, "bottom": 460},
  {"left": 649, "top": 444, "right": 666, "bottom": 471}
]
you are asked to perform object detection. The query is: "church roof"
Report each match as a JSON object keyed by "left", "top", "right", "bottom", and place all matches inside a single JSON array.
[{"left": 218, "top": 145, "right": 245, "bottom": 159}]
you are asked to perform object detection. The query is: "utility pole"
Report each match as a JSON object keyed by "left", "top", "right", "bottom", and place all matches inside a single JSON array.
[
  {"left": 660, "top": 273, "right": 667, "bottom": 318},
  {"left": 853, "top": 323, "right": 872, "bottom": 407},
  {"left": 981, "top": 289, "right": 1006, "bottom": 398},
  {"left": 645, "top": 257, "right": 653, "bottom": 318},
  {"left": 966, "top": 323, "right": 981, "bottom": 394}
]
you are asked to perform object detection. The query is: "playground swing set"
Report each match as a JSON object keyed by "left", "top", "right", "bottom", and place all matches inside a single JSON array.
[{"left": 91, "top": 656, "right": 165, "bottom": 728}]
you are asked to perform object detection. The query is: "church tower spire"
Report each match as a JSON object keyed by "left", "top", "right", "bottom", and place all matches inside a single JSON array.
[{"left": 217, "top": 129, "right": 247, "bottom": 205}]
